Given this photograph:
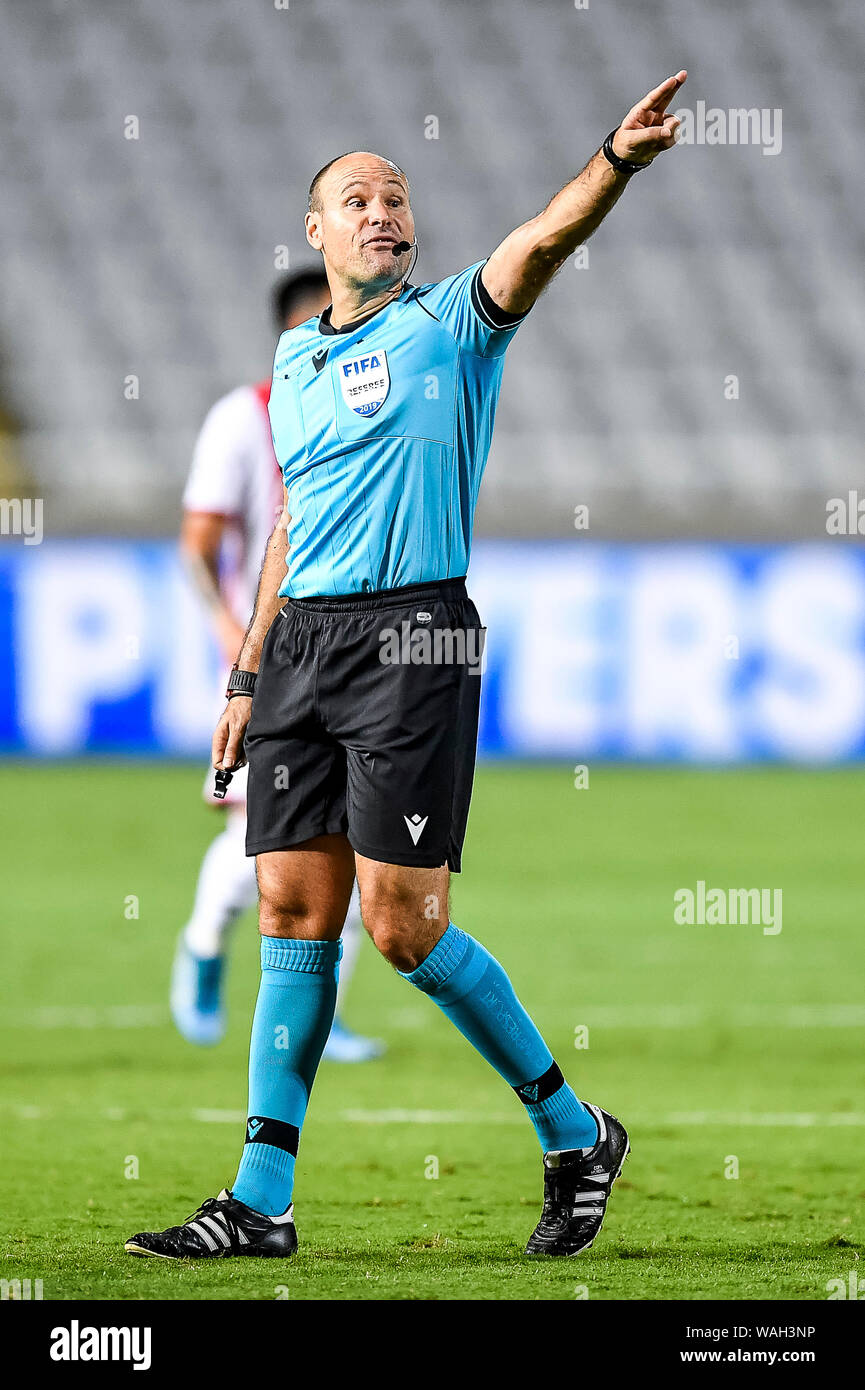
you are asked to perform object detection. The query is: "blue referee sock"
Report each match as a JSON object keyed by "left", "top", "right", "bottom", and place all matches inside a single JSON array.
[
  {"left": 401, "top": 924, "right": 599, "bottom": 1152},
  {"left": 232, "top": 936, "right": 341, "bottom": 1216}
]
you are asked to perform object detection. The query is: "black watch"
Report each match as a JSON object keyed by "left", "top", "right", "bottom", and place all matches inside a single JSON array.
[
  {"left": 226, "top": 667, "right": 257, "bottom": 700},
  {"left": 602, "top": 128, "right": 648, "bottom": 175}
]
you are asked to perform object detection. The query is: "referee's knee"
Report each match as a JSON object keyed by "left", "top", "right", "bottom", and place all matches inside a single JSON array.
[
  {"left": 357, "top": 862, "right": 449, "bottom": 971},
  {"left": 368, "top": 922, "right": 427, "bottom": 973},
  {"left": 258, "top": 897, "right": 342, "bottom": 940}
]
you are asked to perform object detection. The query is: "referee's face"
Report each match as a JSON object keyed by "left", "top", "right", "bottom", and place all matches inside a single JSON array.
[{"left": 305, "top": 153, "right": 414, "bottom": 289}]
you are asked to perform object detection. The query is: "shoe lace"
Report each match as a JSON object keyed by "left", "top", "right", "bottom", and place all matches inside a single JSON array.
[
  {"left": 177, "top": 1195, "right": 243, "bottom": 1255},
  {"left": 186, "top": 1195, "right": 224, "bottom": 1223},
  {"left": 544, "top": 1159, "right": 606, "bottom": 1217}
]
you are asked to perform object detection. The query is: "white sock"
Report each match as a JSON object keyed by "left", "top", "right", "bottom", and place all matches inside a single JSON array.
[
  {"left": 183, "top": 809, "right": 258, "bottom": 959},
  {"left": 336, "top": 882, "right": 364, "bottom": 1012}
]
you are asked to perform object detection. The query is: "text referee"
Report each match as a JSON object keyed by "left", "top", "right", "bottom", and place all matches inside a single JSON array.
[{"left": 127, "top": 71, "right": 686, "bottom": 1260}]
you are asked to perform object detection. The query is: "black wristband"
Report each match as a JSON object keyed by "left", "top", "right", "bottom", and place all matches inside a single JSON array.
[
  {"left": 602, "top": 128, "right": 647, "bottom": 175},
  {"left": 226, "top": 668, "right": 257, "bottom": 700}
]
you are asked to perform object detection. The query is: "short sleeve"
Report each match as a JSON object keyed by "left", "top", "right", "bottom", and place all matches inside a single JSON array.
[
  {"left": 182, "top": 386, "right": 258, "bottom": 516},
  {"left": 413, "top": 261, "right": 528, "bottom": 359}
]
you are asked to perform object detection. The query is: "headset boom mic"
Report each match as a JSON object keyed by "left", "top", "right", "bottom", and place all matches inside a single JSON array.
[{"left": 392, "top": 240, "right": 412, "bottom": 255}]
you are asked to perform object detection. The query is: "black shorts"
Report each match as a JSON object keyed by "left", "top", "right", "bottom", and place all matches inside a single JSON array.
[{"left": 245, "top": 577, "right": 483, "bottom": 871}]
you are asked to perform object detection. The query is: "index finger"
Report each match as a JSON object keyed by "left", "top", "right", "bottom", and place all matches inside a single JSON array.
[{"left": 635, "top": 70, "right": 687, "bottom": 116}]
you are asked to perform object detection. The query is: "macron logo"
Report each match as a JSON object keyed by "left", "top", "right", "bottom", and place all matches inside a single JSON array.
[
  {"left": 404, "top": 813, "right": 428, "bottom": 846},
  {"left": 247, "top": 1118, "right": 264, "bottom": 1139}
]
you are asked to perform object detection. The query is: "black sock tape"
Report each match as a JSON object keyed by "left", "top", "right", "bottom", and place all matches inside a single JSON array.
[
  {"left": 513, "top": 1061, "right": 564, "bottom": 1106},
  {"left": 244, "top": 1116, "right": 299, "bottom": 1155}
]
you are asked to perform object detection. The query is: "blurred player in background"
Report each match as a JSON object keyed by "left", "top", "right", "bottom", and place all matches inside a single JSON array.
[{"left": 170, "top": 268, "right": 384, "bottom": 1063}]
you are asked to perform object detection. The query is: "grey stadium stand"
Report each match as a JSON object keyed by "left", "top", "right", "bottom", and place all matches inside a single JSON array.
[{"left": 0, "top": 0, "right": 862, "bottom": 539}]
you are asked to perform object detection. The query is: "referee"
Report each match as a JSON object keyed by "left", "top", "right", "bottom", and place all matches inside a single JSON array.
[{"left": 127, "top": 71, "right": 685, "bottom": 1261}]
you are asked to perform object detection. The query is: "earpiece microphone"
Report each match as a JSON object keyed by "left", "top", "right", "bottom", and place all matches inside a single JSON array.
[{"left": 391, "top": 237, "right": 419, "bottom": 282}]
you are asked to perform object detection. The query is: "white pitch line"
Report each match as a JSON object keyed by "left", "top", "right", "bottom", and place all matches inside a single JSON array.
[
  {"left": 662, "top": 1111, "right": 865, "bottom": 1128},
  {"left": 342, "top": 1107, "right": 518, "bottom": 1126},
  {"left": 339, "top": 1108, "right": 865, "bottom": 1129},
  {"left": 575, "top": 1005, "right": 865, "bottom": 1029},
  {"left": 386, "top": 1005, "right": 865, "bottom": 1030},
  {"left": 3, "top": 1104, "right": 864, "bottom": 1129},
  {"left": 0, "top": 1005, "right": 167, "bottom": 1029},
  {"left": 192, "top": 1108, "right": 247, "bottom": 1125},
  {"left": 0, "top": 1003, "right": 862, "bottom": 1031}
]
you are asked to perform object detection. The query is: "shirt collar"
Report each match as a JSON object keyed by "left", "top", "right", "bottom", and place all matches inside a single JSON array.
[{"left": 318, "top": 285, "right": 415, "bottom": 336}]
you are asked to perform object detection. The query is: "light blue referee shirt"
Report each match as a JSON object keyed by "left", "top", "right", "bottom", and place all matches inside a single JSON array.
[{"left": 268, "top": 261, "right": 527, "bottom": 598}]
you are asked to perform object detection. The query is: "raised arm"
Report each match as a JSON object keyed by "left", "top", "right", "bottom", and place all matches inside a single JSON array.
[
  {"left": 481, "top": 70, "right": 686, "bottom": 315},
  {"left": 212, "top": 486, "right": 291, "bottom": 772}
]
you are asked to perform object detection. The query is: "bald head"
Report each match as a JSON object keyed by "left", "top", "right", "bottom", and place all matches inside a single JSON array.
[
  {"left": 304, "top": 150, "right": 415, "bottom": 303},
  {"left": 308, "top": 150, "right": 409, "bottom": 214}
]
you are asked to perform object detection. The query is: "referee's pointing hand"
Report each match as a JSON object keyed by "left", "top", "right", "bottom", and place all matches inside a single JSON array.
[{"left": 612, "top": 70, "right": 687, "bottom": 166}]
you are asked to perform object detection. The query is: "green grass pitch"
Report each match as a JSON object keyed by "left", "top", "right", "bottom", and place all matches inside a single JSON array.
[{"left": 1, "top": 762, "right": 863, "bottom": 1301}]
